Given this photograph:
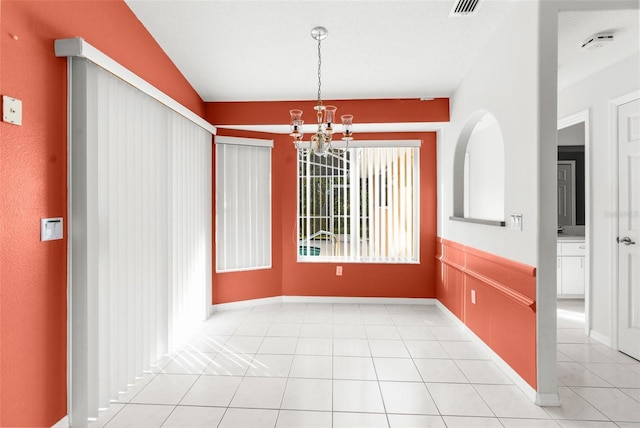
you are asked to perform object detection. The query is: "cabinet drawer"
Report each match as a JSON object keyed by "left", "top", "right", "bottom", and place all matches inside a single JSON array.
[{"left": 561, "top": 242, "right": 586, "bottom": 256}]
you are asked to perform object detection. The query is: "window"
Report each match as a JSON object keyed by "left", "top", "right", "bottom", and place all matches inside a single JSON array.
[
  {"left": 298, "top": 141, "right": 420, "bottom": 263},
  {"left": 216, "top": 136, "right": 273, "bottom": 272}
]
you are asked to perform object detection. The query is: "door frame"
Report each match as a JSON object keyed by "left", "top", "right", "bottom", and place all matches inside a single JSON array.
[
  {"left": 558, "top": 109, "right": 590, "bottom": 336},
  {"left": 609, "top": 89, "right": 640, "bottom": 351}
]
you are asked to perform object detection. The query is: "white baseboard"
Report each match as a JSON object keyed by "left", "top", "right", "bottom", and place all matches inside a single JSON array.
[
  {"left": 210, "top": 296, "right": 283, "bottom": 312},
  {"left": 210, "top": 295, "right": 436, "bottom": 313},
  {"left": 536, "top": 392, "right": 561, "bottom": 406},
  {"left": 52, "top": 415, "right": 69, "bottom": 428},
  {"left": 435, "top": 301, "right": 544, "bottom": 405},
  {"left": 282, "top": 296, "right": 437, "bottom": 305},
  {"left": 589, "top": 329, "right": 611, "bottom": 347}
]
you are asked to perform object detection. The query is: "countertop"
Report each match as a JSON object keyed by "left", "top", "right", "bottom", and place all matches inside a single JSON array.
[{"left": 557, "top": 235, "right": 586, "bottom": 242}]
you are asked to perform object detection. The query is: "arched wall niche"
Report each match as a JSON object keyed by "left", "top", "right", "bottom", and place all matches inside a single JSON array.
[{"left": 451, "top": 111, "right": 506, "bottom": 226}]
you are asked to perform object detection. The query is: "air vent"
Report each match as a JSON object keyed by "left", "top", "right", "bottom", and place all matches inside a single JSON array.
[
  {"left": 450, "top": 0, "right": 482, "bottom": 17},
  {"left": 581, "top": 32, "right": 614, "bottom": 50}
]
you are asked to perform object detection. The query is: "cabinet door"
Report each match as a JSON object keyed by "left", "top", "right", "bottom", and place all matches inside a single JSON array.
[
  {"left": 557, "top": 257, "right": 563, "bottom": 295},
  {"left": 561, "top": 256, "right": 585, "bottom": 295}
]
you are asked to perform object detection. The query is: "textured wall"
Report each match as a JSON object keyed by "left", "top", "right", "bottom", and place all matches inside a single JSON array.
[
  {"left": 206, "top": 99, "right": 448, "bottom": 303},
  {"left": 436, "top": 238, "right": 537, "bottom": 388},
  {"left": 0, "top": 1, "right": 203, "bottom": 425}
]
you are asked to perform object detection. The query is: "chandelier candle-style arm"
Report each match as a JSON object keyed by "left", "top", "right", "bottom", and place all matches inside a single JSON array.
[{"left": 289, "top": 26, "right": 354, "bottom": 155}]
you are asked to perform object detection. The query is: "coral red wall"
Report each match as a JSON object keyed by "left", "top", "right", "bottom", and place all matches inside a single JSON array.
[
  {"left": 206, "top": 99, "right": 446, "bottom": 303},
  {"left": 281, "top": 131, "right": 437, "bottom": 298},
  {"left": 0, "top": 1, "right": 203, "bottom": 426},
  {"left": 211, "top": 129, "right": 284, "bottom": 304},
  {"left": 436, "top": 238, "right": 537, "bottom": 388},
  {"left": 208, "top": 98, "right": 449, "bottom": 126}
]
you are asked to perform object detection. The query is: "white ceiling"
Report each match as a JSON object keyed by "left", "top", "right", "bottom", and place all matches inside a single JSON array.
[
  {"left": 558, "top": 9, "right": 639, "bottom": 90},
  {"left": 124, "top": 0, "right": 639, "bottom": 103}
]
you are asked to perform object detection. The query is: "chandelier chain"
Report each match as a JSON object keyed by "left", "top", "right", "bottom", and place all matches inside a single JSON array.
[
  {"left": 317, "top": 36, "right": 322, "bottom": 106},
  {"left": 289, "top": 26, "right": 353, "bottom": 155}
]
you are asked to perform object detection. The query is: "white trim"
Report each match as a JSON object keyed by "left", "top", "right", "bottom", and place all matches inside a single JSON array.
[
  {"left": 435, "top": 301, "right": 552, "bottom": 406},
  {"left": 589, "top": 329, "right": 612, "bottom": 347},
  {"left": 329, "top": 140, "right": 422, "bottom": 149},
  {"left": 52, "top": 415, "right": 70, "bottom": 428},
  {"left": 557, "top": 109, "right": 591, "bottom": 338},
  {"left": 608, "top": 90, "right": 640, "bottom": 351},
  {"left": 65, "top": 57, "right": 73, "bottom": 428},
  {"left": 294, "top": 139, "right": 422, "bottom": 151},
  {"left": 215, "top": 135, "right": 274, "bottom": 148},
  {"left": 557, "top": 110, "right": 588, "bottom": 131},
  {"left": 54, "top": 37, "right": 216, "bottom": 135},
  {"left": 209, "top": 295, "right": 437, "bottom": 313},
  {"left": 210, "top": 296, "right": 284, "bottom": 312},
  {"left": 217, "top": 122, "right": 449, "bottom": 134},
  {"left": 536, "top": 393, "right": 562, "bottom": 407},
  {"left": 282, "top": 296, "right": 436, "bottom": 305},
  {"left": 215, "top": 264, "right": 273, "bottom": 274},
  {"left": 296, "top": 257, "right": 421, "bottom": 265}
]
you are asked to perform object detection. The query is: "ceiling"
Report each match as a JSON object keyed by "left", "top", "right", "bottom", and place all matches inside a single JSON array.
[
  {"left": 558, "top": 9, "right": 639, "bottom": 90},
  {"left": 124, "top": 0, "right": 639, "bottom": 103}
]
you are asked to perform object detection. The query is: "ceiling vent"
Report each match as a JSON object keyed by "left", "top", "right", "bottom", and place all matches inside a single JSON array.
[
  {"left": 449, "top": 0, "right": 482, "bottom": 17},
  {"left": 581, "top": 32, "right": 614, "bottom": 50}
]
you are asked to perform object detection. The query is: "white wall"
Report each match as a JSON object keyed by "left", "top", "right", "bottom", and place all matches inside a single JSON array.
[
  {"left": 465, "top": 119, "right": 505, "bottom": 221},
  {"left": 558, "top": 123, "right": 585, "bottom": 147},
  {"left": 558, "top": 51, "right": 640, "bottom": 342},
  {"left": 439, "top": 0, "right": 538, "bottom": 266},
  {"left": 438, "top": 0, "right": 638, "bottom": 403},
  {"left": 437, "top": 0, "right": 560, "bottom": 402}
]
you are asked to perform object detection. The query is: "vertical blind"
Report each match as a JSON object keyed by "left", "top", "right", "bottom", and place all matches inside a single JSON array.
[
  {"left": 298, "top": 142, "right": 419, "bottom": 262},
  {"left": 69, "top": 57, "right": 212, "bottom": 425},
  {"left": 215, "top": 136, "right": 272, "bottom": 272}
]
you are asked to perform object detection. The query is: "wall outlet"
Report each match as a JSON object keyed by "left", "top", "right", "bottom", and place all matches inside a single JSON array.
[
  {"left": 336, "top": 266, "right": 343, "bottom": 276},
  {"left": 3, "top": 95, "right": 22, "bottom": 126},
  {"left": 471, "top": 289, "right": 476, "bottom": 304}
]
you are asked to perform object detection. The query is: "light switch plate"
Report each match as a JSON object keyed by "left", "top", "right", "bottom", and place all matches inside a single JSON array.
[
  {"left": 3, "top": 95, "right": 22, "bottom": 126},
  {"left": 510, "top": 214, "right": 523, "bottom": 231},
  {"left": 41, "top": 217, "right": 63, "bottom": 241}
]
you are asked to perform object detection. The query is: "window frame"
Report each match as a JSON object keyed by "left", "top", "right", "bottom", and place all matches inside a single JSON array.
[{"left": 296, "top": 140, "right": 421, "bottom": 264}]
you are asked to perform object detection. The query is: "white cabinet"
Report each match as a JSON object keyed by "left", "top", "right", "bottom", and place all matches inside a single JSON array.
[{"left": 557, "top": 241, "right": 586, "bottom": 297}]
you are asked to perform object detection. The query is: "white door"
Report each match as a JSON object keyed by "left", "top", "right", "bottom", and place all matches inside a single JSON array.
[
  {"left": 557, "top": 161, "right": 576, "bottom": 227},
  {"left": 618, "top": 97, "right": 640, "bottom": 360}
]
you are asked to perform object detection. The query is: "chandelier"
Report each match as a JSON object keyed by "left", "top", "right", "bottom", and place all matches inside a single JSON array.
[{"left": 289, "top": 26, "right": 353, "bottom": 156}]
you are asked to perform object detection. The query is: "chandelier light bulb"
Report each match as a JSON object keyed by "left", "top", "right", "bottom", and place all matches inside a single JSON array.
[
  {"left": 341, "top": 114, "right": 354, "bottom": 141},
  {"left": 324, "top": 105, "right": 337, "bottom": 132},
  {"left": 289, "top": 109, "right": 303, "bottom": 134}
]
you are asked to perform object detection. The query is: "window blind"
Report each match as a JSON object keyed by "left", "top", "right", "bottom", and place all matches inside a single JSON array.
[
  {"left": 67, "top": 56, "right": 212, "bottom": 425},
  {"left": 298, "top": 141, "right": 419, "bottom": 263},
  {"left": 215, "top": 136, "right": 273, "bottom": 272}
]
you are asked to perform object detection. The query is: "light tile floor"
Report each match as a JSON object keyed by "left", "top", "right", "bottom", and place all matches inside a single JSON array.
[{"left": 91, "top": 300, "right": 640, "bottom": 428}]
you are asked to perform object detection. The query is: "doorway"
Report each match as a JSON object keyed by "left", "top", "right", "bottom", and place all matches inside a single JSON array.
[
  {"left": 557, "top": 111, "right": 590, "bottom": 337},
  {"left": 613, "top": 94, "right": 640, "bottom": 361},
  {"left": 557, "top": 160, "right": 576, "bottom": 228}
]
